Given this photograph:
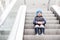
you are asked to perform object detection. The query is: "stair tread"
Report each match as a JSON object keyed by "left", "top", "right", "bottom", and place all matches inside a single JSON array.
[
  {"left": 0, "top": 35, "right": 8, "bottom": 40},
  {"left": 24, "top": 35, "right": 60, "bottom": 40},
  {"left": 25, "top": 24, "right": 60, "bottom": 29},
  {"left": 26, "top": 21, "right": 59, "bottom": 23},
  {"left": 26, "top": 14, "right": 55, "bottom": 17},
  {"left": 26, "top": 11, "right": 52, "bottom": 14},
  {"left": 24, "top": 29, "right": 60, "bottom": 35},
  {"left": 26, "top": 20, "right": 59, "bottom": 22},
  {"left": 26, "top": 17, "right": 57, "bottom": 20}
]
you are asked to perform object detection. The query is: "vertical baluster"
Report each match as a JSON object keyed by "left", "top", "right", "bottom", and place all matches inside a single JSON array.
[{"left": 47, "top": 0, "right": 51, "bottom": 11}]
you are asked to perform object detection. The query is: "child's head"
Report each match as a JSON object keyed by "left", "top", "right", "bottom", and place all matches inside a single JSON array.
[
  {"left": 37, "top": 12, "right": 42, "bottom": 16},
  {"left": 36, "top": 9, "right": 42, "bottom": 16}
]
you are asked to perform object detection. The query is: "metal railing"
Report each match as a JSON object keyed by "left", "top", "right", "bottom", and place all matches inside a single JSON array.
[
  {"left": 0, "top": 0, "right": 17, "bottom": 26},
  {"left": 50, "top": 5, "right": 60, "bottom": 23},
  {"left": 0, "top": 0, "right": 12, "bottom": 12}
]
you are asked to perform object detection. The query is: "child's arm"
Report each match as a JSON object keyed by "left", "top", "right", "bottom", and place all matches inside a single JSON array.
[
  {"left": 43, "top": 18, "right": 46, "bottom": 24},
  {"left": 33, "top": 17, "right": 38, "bottom": 25}
]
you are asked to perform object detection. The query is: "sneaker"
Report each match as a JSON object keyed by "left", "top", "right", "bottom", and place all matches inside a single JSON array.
[
  {"left": 41, "top": 33, "right": 44, "bottom": 35},
  {"left": 36, "top": 34, "right": 39, "bottom": 36}
]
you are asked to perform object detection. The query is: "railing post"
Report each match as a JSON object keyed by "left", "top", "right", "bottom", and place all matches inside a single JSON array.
[{"left": 47, "top": 0, "right": 51, "bottom": 11}]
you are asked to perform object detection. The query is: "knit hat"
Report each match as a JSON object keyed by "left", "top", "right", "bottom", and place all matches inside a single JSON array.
[{"left": 36, "top": 8, "right": 42, "bottom": 15}]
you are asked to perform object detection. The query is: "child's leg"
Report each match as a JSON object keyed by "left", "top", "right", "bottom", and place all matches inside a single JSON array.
[
  {"left": 39, "top": 28, "right": 45, "bottom": 35},
  {"left": 35, "top": 25, "right": 39, "bottom": 35},
  {"left": 38, "top": 28, "right": 42, "bottom": 35},
  {"left": 41, "top": 28, "right": 45, "bottom": 34},
  {"left": 35, "top": 27, "right": 39, "bottom": 34},
  {"left": 39, "top": 25, "right": 45, "bottom": 34}
]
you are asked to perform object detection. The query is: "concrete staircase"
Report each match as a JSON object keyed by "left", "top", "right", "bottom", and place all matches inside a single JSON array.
[{"left": 24, "top": 11, "right": 60, "bottom": 40}]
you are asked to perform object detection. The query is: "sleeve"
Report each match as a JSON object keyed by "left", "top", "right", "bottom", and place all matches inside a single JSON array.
[
  {"left": 33, "top": 17, "right": 37, "bottom": 25},
  {"left": 43, "top": 18, "right": 46, "bottom": 24}
]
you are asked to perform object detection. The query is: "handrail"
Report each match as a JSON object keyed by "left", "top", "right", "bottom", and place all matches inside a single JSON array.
[
  {"left": 7, "top": 5, "right": 26, "bottom": 40},
  {"left": 0, "top": 0, "right": 17, "bottom": 26},
  {"left": 15, "top": 5, "right": 26, "bottom": 40},
  {"left": 51, "top": 5, "right": 60, "bottom": 16},
  {"left": 50, "top": 5, "right": 60, "bottom": 23}
]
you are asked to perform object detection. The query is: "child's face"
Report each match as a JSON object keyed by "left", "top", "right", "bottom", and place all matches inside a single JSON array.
[{"left": 37, "top": 12, "right": 42, "bottom": 16}]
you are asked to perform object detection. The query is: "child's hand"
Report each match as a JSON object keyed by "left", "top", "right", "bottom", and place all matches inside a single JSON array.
[
  {"left": 42, "top": 21, "right": 44, "bottom": 24},
  {"left": 37, "top": 22, "right": 43, "bottom": 24}
]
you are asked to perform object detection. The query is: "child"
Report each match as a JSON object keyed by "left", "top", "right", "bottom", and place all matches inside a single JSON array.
[{"left": 33, "top": 9, "right": 46, "bottom": 35}]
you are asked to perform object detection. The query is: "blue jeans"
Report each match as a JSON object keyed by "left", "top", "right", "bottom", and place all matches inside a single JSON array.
[{"left": 35, "top": 27, "right": 45, "bottom": 35}]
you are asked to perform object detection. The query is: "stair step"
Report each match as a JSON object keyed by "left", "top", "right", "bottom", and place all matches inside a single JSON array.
[
  {"left": 0, "top": 35, "right": 8, "bottom": 40},
  {"left": 26, "top": 13, "right": 54, "bottom": 15},
  {"left": 0, "top": 28, "right": 10, "bottom": 35},
  {"left": 24, "top": 29, "right": 60, "bottom": 35},
  {"left": 26, "top": 15, "right": 55, "bottom": 17},
  {"left": 26, "top": 14, "right": 55, "bottom": 17},
  {"left": 26, "top": 11, "right": 53, "bottom": 14},
  {"left": 26, "top": 13, "right": 54, "bottom": 14},
  {"left": 26, "top": 19, "right": 56, "bottom": 21},
  {"left": 26, "top": 19, "right": 58, "bottom": 21},
  {"left": 24, "top": 35, "right": 60, "bottom": 40},
  {"left": 27, "top": 7, "right": 48, "bottom": 11},
  {"left": 26, "top": 16, "right": 56, "bottom": 18},
  {"left": 26, "top": 17, "right": 57, "bottom": 20},
  {"left": 25, "top": 20, "right": 59, "bottom": 24},
  {"left": 0, "top": 31, "right": 10, "bottom": 35},
  {"left": 26, "top": 19, "right": 59, "bottom": 22},
  {"left": 25, "top": 24, "right": 60, "bottom": 29}
]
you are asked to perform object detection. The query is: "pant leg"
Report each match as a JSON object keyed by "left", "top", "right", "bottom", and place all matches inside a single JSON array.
[
  {"left": 39, "top": 28, "right": 45, "bottom": 35},
  {"left": 35, "top": 27, "right": 39, "bottom": 34},
  {"left": 39, "top": 25, "right": 45, "bottom": 34},
  {"left": 41, "top": 28, "right": 45, "bottom": 34},
  {"left": 35, "top": 25, "right": 40, "bottom": 34},
  {"left": 38, "top": 28, "right": 42, "bottom": 35},
  {"left": 42, "top": 28, "right": 45, "bottom": 34}
]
